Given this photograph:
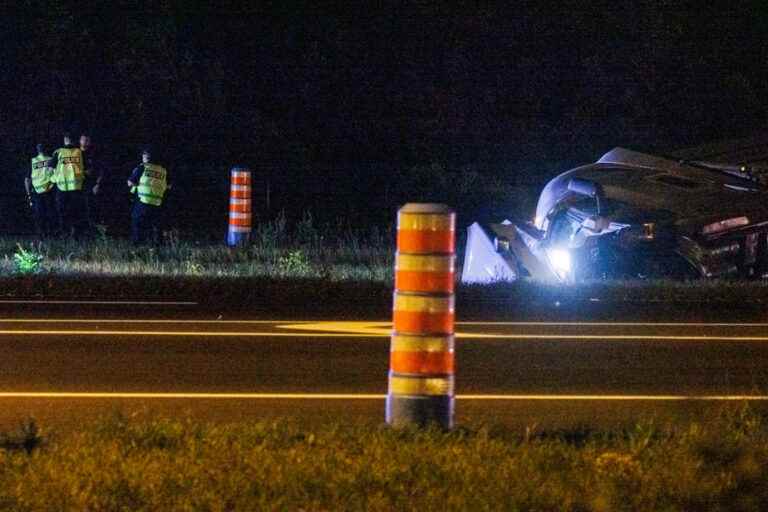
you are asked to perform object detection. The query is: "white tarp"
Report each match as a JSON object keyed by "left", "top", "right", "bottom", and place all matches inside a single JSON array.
[{"left": 460, "top": 222, "right": 518, "bottom": 284}]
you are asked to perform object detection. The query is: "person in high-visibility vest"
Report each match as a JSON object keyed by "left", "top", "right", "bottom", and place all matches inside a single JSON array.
[
  {"left": 48, "top": 132, "right": 87, "bottom": 238},
  {"left": 126, "top": 146, "right": 171, "bottom": 244},
  {"left": 24, "top": 143, "right": 57, "bottom": 236}
]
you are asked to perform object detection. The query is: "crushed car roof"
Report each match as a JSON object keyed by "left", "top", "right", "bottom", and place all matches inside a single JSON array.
[{"left": 535, "top": 148, "right": 768, "bottom": 232}]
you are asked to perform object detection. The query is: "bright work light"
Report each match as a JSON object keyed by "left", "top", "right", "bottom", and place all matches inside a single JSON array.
[{"left": 547, "top": 248, "right": 571, "bottom": 281}]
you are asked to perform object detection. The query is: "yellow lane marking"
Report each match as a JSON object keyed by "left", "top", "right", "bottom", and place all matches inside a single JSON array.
[
  {"left": 0, "top": 393, "right": 384, "bottom": 399},
  {"left": 1, "top": 321, "right": 767, "bottom": 341},
  {"left": 278, "top": 321, "right": 768, "bottom": 338},
  {"left": 0, "top": 319, "right": 305, "bottom": 324},
  {"left": 464, "top": 335, "right": 768, "bottom": 341},
  {"left": 0, "top": 393, "right": 765, "bottom": 401},
  {"left": 2, "top": 329, "right": 768, "bottom": 341},
  {"left": 280, "top": 321, "right": 391, "bottom": 335},
  {"left": 279, "top": 321, "right": 768, "bottom": 340},
  {"left": 1, "top": 319, "right": 768, "bottom": 328},
  {"left": 459, "top": 321, "right": 768, "bottom": 326},
  {"left": 459, "top": 395, "right": 768, "bottom": 401},
  {"left": 0, "top": 330, "right": 375, "bottom": 338}
]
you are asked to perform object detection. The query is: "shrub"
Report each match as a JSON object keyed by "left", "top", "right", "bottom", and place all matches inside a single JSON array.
[
  {"left": 13, "top": 244, "right": 44, "bottom": 274},
  {"left": 277, "top": 249, "right": 313, "bottom": 277}
]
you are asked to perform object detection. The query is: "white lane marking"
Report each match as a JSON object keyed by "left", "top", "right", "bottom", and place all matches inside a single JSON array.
[
  {"left": 0, "top": 300, "right": 197, "bottom": 306},
  {"left": 2, "top": 330, "right": 768, "bottom": 341},
  {"left": 0, "top": 392, "right": 765, "bottom": 401}
]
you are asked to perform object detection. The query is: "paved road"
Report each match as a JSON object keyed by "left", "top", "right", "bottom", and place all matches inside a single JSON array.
[{"left": 1, "top": 300, "right": 767, "bottom": 430}]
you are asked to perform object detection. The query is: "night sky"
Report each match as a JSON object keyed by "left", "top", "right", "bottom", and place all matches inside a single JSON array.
[{"left": 3, "top": 2, "right": 768, "bottom": 230}]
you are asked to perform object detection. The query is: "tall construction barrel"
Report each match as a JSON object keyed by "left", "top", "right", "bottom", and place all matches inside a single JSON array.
[
  {"left": 227, "top": 167, "right": 252, "bottom": 246},
  {"left": 386, "top": 203, "right": 456, "bottom": 429}
]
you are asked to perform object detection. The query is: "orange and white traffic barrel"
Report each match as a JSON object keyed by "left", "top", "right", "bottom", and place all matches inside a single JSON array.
[
  {"left": 227, "top": 167, "right": 252, "bottom": 246},
  {"left": 387, "top": 203, "right": 455, "bottom": 429}
]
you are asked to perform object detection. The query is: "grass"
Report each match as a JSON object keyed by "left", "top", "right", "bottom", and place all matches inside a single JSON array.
[
  {"left": 0, "top": 212, "right": 394, "bottom": 282},
  {"left": 2, "top": 211, "right": 768, "bottom": 316},
  {"left": 0, "top": 406, "right": 767, "bottom": 510}
]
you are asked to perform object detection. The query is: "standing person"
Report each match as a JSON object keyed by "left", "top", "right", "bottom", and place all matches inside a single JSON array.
[
  {"left": 25, "top": 143, "right": 57, "bottom": 236},
  {"left": 49, "top": 132, "right": 86, "bottom": 238},
  {"left": 80, "top": 133, "right": 104, "bottom": 228},
  {"left": 127, "top": 146, "right": 170, "bottom": 245}
]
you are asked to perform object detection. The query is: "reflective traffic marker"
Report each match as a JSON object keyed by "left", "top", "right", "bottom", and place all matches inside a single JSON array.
[
  {"left": 395, "top": 253, "right": 455, "bottom": 293},
  {"left": 392, "top": 293, "right": 455, "bottom": 334},
  {"left": 227, "top": 167, "right": 252, "bottom": 246},
  {"left": 390, "top": 334, "right": 455, "bottom": 374},
  {"left": 387, "top": 203, "right": 456, "bottom": 429}
]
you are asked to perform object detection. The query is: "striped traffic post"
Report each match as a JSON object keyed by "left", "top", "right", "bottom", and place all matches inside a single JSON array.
[
  {"left": 386, "top": 203, "right": 456, "bottom": 429},
  {"left": 227, "top": 166, "right": 252, "bottom": 246}
]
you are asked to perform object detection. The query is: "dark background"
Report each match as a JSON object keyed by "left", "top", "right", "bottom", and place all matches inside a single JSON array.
[{"left": 3, "top": 1, "right": 767, "bottom": 236}]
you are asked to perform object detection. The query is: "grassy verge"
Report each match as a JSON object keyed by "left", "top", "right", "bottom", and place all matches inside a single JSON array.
[
  {"left": 0, "top": 214, "right": 393, "bottom": 282},
  {"left": 1, "top": 406, "right": 766, "bottom": 510},
  {"left": 3, "top": 228, "right": 768, "bottom": 316}
]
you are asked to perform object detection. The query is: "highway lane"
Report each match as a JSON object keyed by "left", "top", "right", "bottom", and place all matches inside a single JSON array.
[
  {"left": 2, "top": 296, "right": 767, "bottom": 322},
  {"left": 1, "top": 315, "right": 767, "bottom": 429}
]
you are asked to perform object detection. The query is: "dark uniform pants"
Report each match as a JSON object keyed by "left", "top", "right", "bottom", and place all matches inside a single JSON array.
[
  {"left": 83, "top": 180, "right": 102, "bottom": 227},
  {"left": 55, "top": 189, "right": 87, "bottom": 238},
  {"left": 32, "top": 191, "right": 56, "bottom": 236},
  {"left": 85, "top": 190, "right": 100, "bottom": 227},
  {"left": 131, "top": 201, "right": 160, "bottom": 244}
]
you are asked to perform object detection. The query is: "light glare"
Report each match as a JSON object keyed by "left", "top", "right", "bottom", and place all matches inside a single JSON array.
[{"left": 548, "top": 249, "right": 571, "bottom": 280}]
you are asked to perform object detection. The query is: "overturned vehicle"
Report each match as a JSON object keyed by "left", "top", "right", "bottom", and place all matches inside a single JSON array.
[{"left": 462, "top": 148, "right": 768, "bottom": 283}]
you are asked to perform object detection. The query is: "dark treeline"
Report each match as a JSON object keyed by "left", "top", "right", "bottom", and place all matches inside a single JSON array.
[{"left": 2, "top": 2, "right": 767, "bottom": 234}]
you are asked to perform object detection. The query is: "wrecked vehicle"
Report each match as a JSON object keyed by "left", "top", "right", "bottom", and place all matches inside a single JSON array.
[{"left": 462, "top": 147, "right": 768, "bottom": 283}]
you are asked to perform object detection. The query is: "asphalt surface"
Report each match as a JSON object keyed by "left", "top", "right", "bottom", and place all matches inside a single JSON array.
[{"left": 1, "top": 299, "right": 767, "bottom": 431}]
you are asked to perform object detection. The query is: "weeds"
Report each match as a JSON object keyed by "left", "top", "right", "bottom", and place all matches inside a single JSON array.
[
  {"left": 94, "top": 223, "right": 109, "bottom": 242},
  {"left": 13, "top": 244, "right": 44, "bottom": 274},
  {"left": 277, "top": 250, "right": 312, "bottom": 276},
  {"left": 0, "top": 211, "right": 393, "bottom": 281},
  {"left": 0, "top": 419, "right": 43, "bottom": 453},
  {"left": 2, "top": 211, "right": 768, "bottom": 308}
]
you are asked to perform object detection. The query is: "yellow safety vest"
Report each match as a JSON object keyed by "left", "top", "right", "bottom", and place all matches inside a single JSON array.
[
  {"left": 30, "top": 154, "right": 54, "bottom": 193},
  {"left": 137, "top": 163, "right": 168, "bottom": 206},
  {"left": 53, "top": 147, "right": 84, "bottom": 191}
]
